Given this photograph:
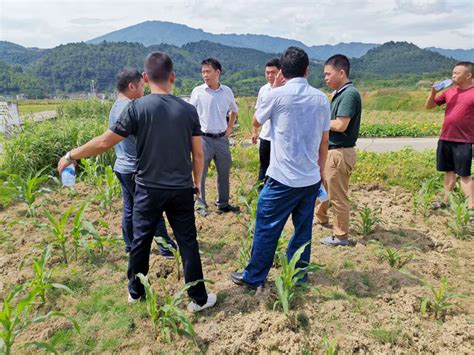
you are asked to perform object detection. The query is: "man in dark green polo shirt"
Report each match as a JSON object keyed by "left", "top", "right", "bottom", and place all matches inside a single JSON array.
[{"left": 316, "top": 54, "right": 362, "bottom": 246}]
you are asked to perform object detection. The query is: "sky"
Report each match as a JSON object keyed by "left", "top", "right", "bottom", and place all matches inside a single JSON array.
[{"left": 1, "top": 0, "right": 473, "bottom": 49}]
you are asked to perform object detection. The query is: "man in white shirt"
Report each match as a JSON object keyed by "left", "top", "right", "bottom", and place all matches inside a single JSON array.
[
  {"left": 230, "top": 47, "right": 330, "bottom": 288},
  {"left": 189, "top": 58, "right": 240, "bottom": 216},
  {"left": 252, "top": 58, "right": 281, "bottom": 190}
]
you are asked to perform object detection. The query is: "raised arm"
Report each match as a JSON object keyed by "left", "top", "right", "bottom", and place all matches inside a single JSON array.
[{"left": 425, "top": 86, "right": 441, "bottom": 109}]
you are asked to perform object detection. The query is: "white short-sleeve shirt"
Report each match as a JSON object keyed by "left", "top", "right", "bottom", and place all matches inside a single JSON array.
[
  {"left": 189, "top": 83, "right": 238, "bottom": 134},
  {"left": 255, "top": 83, "right": 272, "bottom": 140},
  {"left": 255, "top": 77, "right": 330, "bottom": 188}
]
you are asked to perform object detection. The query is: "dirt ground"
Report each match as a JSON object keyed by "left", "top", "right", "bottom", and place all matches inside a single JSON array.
[{"left": 0, "top": 176, "right": 473, "bottom": 354}]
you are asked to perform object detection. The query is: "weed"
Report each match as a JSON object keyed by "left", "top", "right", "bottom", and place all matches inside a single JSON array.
[
  {"left": 273, "top": 242, "right": 323, "bottom": 314},
  {"left": 155, "top": 237, "right": 181, "bottom": 280},
  {"left": 371, "top": 324, "right": 401, "bottom": 344},
  {"left": 45, "top": 206, "right": 74, "bottom": 264},
  {"left": 354, "top": 203, "right": 381, "bottom": 235},
  {"left": 447, "top": 193, "right": 473, "bottom": 239},
  {"left": 420, "top": 277, "right": 464, "bottom": 320}
]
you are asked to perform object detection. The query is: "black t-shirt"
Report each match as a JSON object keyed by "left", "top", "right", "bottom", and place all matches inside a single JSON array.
[{"left": 110, "top": 94, "right": 202, "bottom": 189}]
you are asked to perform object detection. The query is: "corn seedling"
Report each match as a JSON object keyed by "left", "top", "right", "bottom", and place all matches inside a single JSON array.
[
  {"left": 273, "top": 242, "right": 323, "bottom": 314},
  {"left": 0, "top": 284, "right": 79, "bottom": 355},
  {"left": 413, "top": 176, "right": 442, "bottom": 218},
  {"left": 354, "top": 203, "right": 381, "bottom": 235},
  {"left": 70, "top": 201, "right": 89, "bottom": 258},
  {"left": 95, "top": 166, "right": 120, "bottom": 211},
  {"left": 322, "top": 335, "right": 338, "bottom": 355},
  {"left": 137, "top": 274, "right": 199, "bottom": 343},
  {"left": 155, "top": 237, "right": 181, "bottom": 280},
  {"left": 371, "top": 241, "right": 414, "bottom": 269},
  {"left": 80, "top": 220, "right": 118, "bottom": 261},
  {"left": 420, "top": 277, "right": 464, "bottom": 320},
  {"left": 3, "top": 167, "right": 49, "bottom": 217},
  {"left": 80, "top": 157, "right": 103, "bottom": 190},
  {"left": 44, "top": 207, "right": 74, "bottom": 264},
  {"left": 447, "top": 193, "right": 473, "bottom": 239},
  {"left": 28, "top": 245, "right": 73, "bottom": 304}
]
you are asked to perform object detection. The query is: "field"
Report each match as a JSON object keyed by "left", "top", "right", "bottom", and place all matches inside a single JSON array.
[{"left": 0, "top": 98, "right": 472, "bottom": 354}]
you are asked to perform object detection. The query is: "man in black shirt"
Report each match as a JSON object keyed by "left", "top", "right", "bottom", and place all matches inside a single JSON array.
[{"left": 58, "top": 52, "right": 217, "bottom": 312}]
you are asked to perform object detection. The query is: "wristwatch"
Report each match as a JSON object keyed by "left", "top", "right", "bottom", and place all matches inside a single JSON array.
[{"left": 65, "top": 151, "right": 74, "bottom": 164}]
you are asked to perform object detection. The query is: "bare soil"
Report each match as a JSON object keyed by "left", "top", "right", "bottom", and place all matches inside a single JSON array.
[{"left": 0, "top": 177, "right": 473, "bottom": 354}]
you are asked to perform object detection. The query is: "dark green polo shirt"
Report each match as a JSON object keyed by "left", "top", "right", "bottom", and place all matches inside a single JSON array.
[{"left": 329, "top": 84, "right": 362, "bottom": 147}]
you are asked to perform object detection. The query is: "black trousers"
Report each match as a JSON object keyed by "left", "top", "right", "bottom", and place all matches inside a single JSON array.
[
  {"left": 258, "top": 138, "right": 271, "bottom": 183},
  {"left": 128, "top": 184, "right": 207, "bottom": 305},
  {"left": 115, "top": 171, "right": 176, "bottom": 253}
]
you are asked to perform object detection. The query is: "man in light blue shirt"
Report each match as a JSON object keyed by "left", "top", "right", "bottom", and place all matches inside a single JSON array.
[
  {"left": 109, "top": 69, "right": 176, "bottom": 256},
  {"left": 230, "top": 47, "right": 330, "bottom": 288}
]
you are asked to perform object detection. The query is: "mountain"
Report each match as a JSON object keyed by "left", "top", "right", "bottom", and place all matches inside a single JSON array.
[
  {"left": 426, "top": 47, "right": 474, "bottom": 62},
  {"left": 88, "top": 21, "right": 379, "bottom": 60},
  {"left": 352, "top": 41, "right": 456, "bottom": 75},
  {"left": 0, "top": 41, "right": 49, "bottom": 66}
]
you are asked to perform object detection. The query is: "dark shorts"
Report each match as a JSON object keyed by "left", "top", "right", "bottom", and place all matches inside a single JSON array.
[{"left": 436, "top": 140, "right": 473, "bottom": 177}]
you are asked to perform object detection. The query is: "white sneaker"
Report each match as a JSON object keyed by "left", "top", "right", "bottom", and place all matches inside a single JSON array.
[
  {"left": 187, "top": 293, "right": 217, "bottom": 313},
  {"left": 128, "top": 293, "right": 140, "bottom": 304}
]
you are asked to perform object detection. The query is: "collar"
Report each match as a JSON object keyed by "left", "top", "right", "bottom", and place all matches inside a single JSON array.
[
  {"left": 285, "top": 77, "right": 308, "bottom": 85},
  {"left": 204, "top": 83, "right": 223, "bottom": 92},
  {"left": 333, "top": 81, "right": 353, "bottom": 95}
]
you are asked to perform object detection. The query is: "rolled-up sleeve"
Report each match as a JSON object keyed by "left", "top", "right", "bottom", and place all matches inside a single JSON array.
[{"left": 110, "top": 101, "right": 137, "bottom": 138}]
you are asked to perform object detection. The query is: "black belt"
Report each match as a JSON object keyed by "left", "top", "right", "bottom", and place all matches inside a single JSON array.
[
  {"left": 202, "top": 132, "right": 226, "bottom": 138},
  {"left": 329, "top": 145, "right": 354, "bottom": 150}
]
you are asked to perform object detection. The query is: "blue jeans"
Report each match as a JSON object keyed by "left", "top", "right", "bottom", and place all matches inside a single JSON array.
[
  {"left": 115, "top": 172, "right": 176, "bottom": 254},
  {"left": 243, "top": 177, "right": 320, "bottom": 286}
]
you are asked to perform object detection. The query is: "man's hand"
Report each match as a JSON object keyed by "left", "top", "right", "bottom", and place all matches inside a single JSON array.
[
  {"left": 193, "top": 184, "right": 200, "bottom": 198},
  {"left": 251, "top": 126, "right": 259, "bottom": 144},
  {"left": 58, "top": 156, "right": 76, "bottom": 174},
  {"left": 225, "top": 126, "right": 233, "bottom": 138},
  {"left": 272, "top": 70, "right": 286, "bottom": 88}
]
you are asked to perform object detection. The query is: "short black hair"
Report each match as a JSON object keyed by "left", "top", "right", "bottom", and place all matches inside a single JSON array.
[
  {"left": 201, "top": 58, "right": 222, "bottom": 72},
  {"left": 144, "top": 51, "right": 174, "bottom": 83},
  {"left": 325, "top": 54, "right": 351, "bottom": 77},
  {"left": 265, "top": 58, "right": 281, "bottom": 69},
  {"left": 454, "top": 61, "right": 474, "bottom": 76},
  {"left": 116, "top": 69, "right": 142, "bottom": 93},
  {"left": 280, "top": 47, "right": 309, "bottom": 79}
]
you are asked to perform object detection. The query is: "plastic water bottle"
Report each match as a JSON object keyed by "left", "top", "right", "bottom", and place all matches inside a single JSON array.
[
  {"left": 61, "top": 164, "right": 75, "bottom": 187},
  {"left": 318, "top": 185, "right": 329, "bottom": 202},
  {"left": 433, "top": 79, "right": 453, "bottom": 91}
]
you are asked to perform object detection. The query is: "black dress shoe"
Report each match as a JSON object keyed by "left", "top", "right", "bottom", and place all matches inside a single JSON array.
[
  {"left": 230, "top": 271, "right": 258, "bottom": 289},
  {"left": 217, "top": 205, "right": 240, "bottom": 214}
]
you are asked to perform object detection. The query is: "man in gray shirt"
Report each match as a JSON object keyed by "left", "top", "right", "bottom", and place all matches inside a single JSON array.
[
  {"left": 189, "top": 58, "right": 240, "bottom": 216},
  {"left": 109, "top": 69, "right": 176, "bottom": 257}
]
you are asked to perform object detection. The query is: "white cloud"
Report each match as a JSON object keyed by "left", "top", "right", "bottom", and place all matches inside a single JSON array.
[{"left": 0, "top": 0, "right": 472, "bottom": 49}]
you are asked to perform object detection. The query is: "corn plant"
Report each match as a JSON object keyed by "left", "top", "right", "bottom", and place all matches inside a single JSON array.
[
  {"left": 353, "top": 203, "right": 382, "bottom": 235},
  {"left": 95, "top": 166, "right": 120, "bottom": 211},
  {"left": 447, "top": 193, "right": 473, "bottom": 239},
  {"left": 273, "top": 242, "right": 323, "bottom": 314},
  {"left": 71, "top": 201, "right": 89, "bottom": 259},
  {"left": 3, "top": 167, "right": 49, "bottom": 217},
  {"left": 27, "top": 245, "right": 73, "bottom": 304},
  {"left": 80, "top": 220, "right": 119, "bottom": 261},
  {"left": 413, "top": 176, "right": 442, "bottom": 217},
  {"left": 371, "top": 241, "right": 414, "bottom": 269},
  {"left": 136, "top": 274, "right": 198, "bottom": 343},
  {"left": 0, "top": 284, "right": 79, "bottom": 355},
  {"left": 155, "top": 237, "right": 181, "bottom": 280},
  {"left": 420, "top": 277, "right": 465, "bottom": 320},
  {"left": 0, "top": 221, "right": 19, "bottom": 244},
  {"left": 80, "top": 157, "right": 104, "bottom": 190},
  {"left": 322, "top": 335, "right": 338, "bottom": 355},
  {"left": 44, "top": 207, "right": 74, "bottom": 264}
]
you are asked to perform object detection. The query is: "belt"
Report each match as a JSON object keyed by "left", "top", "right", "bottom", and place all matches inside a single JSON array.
[
  {"left": 328, "top": 145, "right": 354, "bottom": 150},
  {"left": 202, "top": 132, "right": 226, "bottom": 138}
]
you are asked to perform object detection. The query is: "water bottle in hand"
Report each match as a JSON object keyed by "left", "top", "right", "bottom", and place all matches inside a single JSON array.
[
  {"left": 318, "top": 185, "right": 329, "bottom": 202},
  {"left": 61, "top": 164, "right": 75, "bottom": 187},
  {"left": 433, "top": 79, "right": 453, "bottom": 91}
]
